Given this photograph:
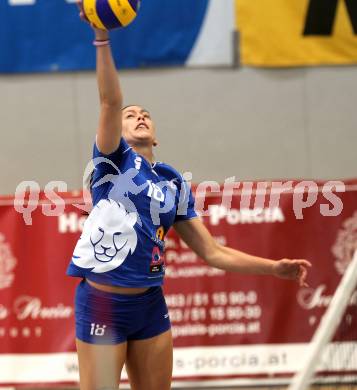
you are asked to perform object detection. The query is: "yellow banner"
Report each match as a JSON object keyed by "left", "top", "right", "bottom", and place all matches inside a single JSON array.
[{"left": 236, "top": 0, "right": 357, "bottom": 66}]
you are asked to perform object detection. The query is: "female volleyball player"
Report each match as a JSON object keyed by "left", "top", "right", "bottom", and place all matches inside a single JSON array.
[{"left": 67, "top": 5, "right": 312, "bottom": 390}]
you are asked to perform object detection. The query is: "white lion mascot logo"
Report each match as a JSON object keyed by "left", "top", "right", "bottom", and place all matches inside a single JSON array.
[{"left": 72, "top": 199, "right": 138, "bottom": 273}]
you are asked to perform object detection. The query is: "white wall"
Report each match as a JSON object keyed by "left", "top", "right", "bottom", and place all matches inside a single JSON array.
[{"left": 1, "top": 66, "right": 356, "bottom": 195}]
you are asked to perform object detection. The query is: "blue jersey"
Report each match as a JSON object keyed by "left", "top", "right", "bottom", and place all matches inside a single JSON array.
[{"left": 66, "top": 138, "right": 197, "bottom": 287}]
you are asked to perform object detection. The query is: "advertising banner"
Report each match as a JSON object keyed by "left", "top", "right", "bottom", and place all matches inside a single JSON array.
[
  {"left": 236, "top": 0, "right": 357, "bottom": 66},
  {"left": 0, "top": 180, "right": 357, "bottom": 386},
  {"left": 0, "top": 0, "right": 234, "bottom": 73}
]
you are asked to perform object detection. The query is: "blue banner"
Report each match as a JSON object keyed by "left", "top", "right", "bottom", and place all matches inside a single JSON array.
[{"left": 0, "top": 0, "right": 210, "bottom": 73}]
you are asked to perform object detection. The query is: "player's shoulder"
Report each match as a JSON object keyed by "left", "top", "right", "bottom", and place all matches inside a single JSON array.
[
  {"left": 154, "top": 161, "right": 184, "bottom": 183},
  {"left": 93, "top": 137, "right": 132, "bottom": 159}
]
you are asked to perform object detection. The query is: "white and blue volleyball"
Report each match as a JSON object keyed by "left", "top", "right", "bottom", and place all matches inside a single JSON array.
[{"left": 83, "top": 0, "right": 141, "bottom": 30}]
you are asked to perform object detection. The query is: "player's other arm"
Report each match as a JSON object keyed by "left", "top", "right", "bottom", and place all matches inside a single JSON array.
[
  {"left": 174, "top": 218, "right": 312, "bottom": 287},
  {"left": 94, "top": 28, "right": 123, "bottom": 154}
]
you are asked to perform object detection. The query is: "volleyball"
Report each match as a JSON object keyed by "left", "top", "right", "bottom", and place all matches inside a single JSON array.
[{"left": 82, "top": 0, "right": 141, "bottom": 30}]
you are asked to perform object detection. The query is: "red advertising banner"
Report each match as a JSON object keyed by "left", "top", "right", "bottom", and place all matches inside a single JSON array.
[{"left": 0, "top": 180, "right": 356, "bottom": 387}]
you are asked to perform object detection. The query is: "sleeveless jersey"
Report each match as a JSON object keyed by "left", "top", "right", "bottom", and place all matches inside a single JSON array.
[{"left": 66, "top": 138, "right": 197, "bottom": 287}]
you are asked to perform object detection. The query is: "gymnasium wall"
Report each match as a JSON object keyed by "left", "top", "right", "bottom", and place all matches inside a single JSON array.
[{"left": 1, "top": 65, "right": 356, "bottom": 195}]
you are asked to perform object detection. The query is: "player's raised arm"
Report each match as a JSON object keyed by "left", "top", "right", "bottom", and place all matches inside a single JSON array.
[
  {"left": 174, "top": 218, "right": 312, "bottom": 287},
  {"left": 78, "top": 1, "right": 123, "bottom": 154},
  {"left": 94, "top": 27, "right": 123, "bottom": 154}
]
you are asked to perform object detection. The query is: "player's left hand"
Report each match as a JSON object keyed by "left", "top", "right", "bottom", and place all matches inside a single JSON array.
[
  {"left": 76, "top": 0, "right": 109, "bottom": 39},
  {"left": 76, "top": 0, "right": 88, "bottom": 23},
  {"left": 273, "top": 259, "right": 312, "bottom": 287}
]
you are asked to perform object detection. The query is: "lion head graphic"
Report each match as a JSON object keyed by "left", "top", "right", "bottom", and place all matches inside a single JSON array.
[
  {"left": 72, "top": 199, "right": 138, "bottom": 273},
  {"left": 332, "top": 211, "right": 357, "bottom": 275}
]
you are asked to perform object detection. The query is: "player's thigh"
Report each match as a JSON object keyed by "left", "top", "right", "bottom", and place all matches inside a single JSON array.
[
  {"left": 125, "top": 329, "right": 173, "bottom": 390},
  {"left": 76, "top": 338, "right": 127, "bottom": 390}
]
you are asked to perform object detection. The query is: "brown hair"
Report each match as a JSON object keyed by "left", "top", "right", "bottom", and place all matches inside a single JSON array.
[{"left": 122, "top": 105, "right": 150, "bottom": 114}]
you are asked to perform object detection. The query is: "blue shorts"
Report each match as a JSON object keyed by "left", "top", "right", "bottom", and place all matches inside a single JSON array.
[{"left": 75, "top": 279, "right": 171, "bottom": 345}]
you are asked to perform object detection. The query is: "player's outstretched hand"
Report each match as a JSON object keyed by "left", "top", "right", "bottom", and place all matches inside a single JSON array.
[
  {"left": 76, "top": 0, "right": 89, "bottom": 23},
  {"left": 273, "top": 259, "right": 312, "bottom": 287},
  {"left": 76, "top": 0, "right": 109, "bottom": 39}
]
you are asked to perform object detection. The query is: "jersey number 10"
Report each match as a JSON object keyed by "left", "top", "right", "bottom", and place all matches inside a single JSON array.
[{"left": 146, "top": 180, "right": 165, "bottom": 202}]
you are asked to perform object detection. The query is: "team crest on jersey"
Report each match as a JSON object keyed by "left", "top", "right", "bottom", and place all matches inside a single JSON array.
[
  {"left": 150, "top": 246, "right": 165, "bottom": 274},
  {"left": 72, "top": 199, "right": 138, "bottom": 273}
]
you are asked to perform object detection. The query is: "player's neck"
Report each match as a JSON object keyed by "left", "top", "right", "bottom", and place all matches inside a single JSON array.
[{"left": 132, "top": 145, "right": 155, "bottom": 165}]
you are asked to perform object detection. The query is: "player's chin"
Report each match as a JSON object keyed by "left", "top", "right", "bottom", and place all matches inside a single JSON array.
[
  {"left": 134, "top": 128, "right": 153, "bottom": 137},
  {"left": 133, "top": 133, "right": 155, "bottom": 144}
]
